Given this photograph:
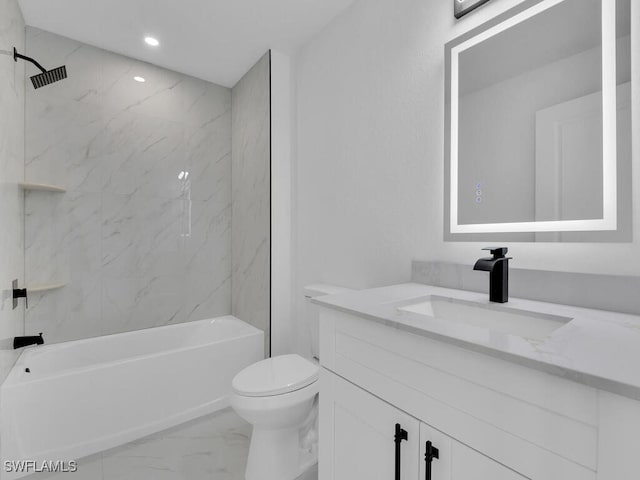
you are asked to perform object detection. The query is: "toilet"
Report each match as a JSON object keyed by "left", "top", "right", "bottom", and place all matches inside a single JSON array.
[{"left": 230, "top": 284, "right": 352, "bottom": 480}]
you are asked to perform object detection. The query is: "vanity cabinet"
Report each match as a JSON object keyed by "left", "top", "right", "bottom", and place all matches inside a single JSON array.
[
  {"left": 321, "top": 370, "right": 525, "bottom": 480},
  {"left": 418, "top": 423, "right": 525, "bottom": 480},
  {"left": 318, "top": 307, "right": 640, "bottom": 480},
  {"left": 320, "top": 370, "right": 419, "bottom": 479}
]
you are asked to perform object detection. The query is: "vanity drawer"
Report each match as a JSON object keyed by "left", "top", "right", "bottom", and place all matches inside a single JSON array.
[{"left": 320, "top": 309, "right": 598, "bottom": 480}]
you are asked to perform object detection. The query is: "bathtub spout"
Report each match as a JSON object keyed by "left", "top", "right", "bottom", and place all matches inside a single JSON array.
[{"left": 14, "top": 333, "right": 44, "bottom": 349}]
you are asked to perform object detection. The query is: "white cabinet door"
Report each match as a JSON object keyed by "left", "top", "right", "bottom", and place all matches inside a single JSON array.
[
  {"left": 320, "top": 369, "right": 420, "bottom": 480},
  {"left": 420, "top": 423, "right": 527, "bottom": 480}
]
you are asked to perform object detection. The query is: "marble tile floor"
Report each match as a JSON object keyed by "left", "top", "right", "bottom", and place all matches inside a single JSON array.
[
  {"left": 30, "top": 408, "right": 251, "bottom": 480},
  {"left": 29, "top": 407, "right": 319, "bottom": 480}
]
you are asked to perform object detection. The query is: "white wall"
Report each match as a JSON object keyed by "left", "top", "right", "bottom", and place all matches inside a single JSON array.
[{"left": 293, "top": 0, "right": 640, "bottom": 354}]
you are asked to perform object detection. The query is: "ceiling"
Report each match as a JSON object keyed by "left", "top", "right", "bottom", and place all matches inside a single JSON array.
[{"left": 18, "top": 0, "right": 355, "bottom": 87}]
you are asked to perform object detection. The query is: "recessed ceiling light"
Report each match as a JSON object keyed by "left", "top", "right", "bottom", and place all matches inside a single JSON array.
[
  {"left": 144, "top": 36, "right": 159, "bottom": 47},
  {"left": 133, "top": 76, "right": 146, "bottom": 83}
]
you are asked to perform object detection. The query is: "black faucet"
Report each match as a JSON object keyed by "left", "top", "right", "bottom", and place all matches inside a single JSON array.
[
  {"left": 473, "top": 247, "right": 512, "bottom": 303},
  {"left": 14, "top": 333, "right": 44, "bottom": 349}
]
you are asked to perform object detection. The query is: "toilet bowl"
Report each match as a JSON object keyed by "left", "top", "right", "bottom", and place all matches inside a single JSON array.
[
  {"left": 231, "top": 284, "right": 353, "bottom": 480},
  {"left": 230, "top": 354, "right": 320, "bottom": 480}
]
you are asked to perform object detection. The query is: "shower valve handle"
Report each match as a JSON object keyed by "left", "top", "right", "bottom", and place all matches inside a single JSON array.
[{"left": 12, "top": 279, "right": 28, "bottom": 309}]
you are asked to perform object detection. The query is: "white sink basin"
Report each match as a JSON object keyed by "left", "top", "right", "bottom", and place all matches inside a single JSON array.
[{"left": 398, "top": 296, "right": 572, "bottom": 341}]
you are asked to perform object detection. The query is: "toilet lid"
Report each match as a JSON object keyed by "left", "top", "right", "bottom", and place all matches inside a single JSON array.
[{"left": 232, "top": 354, "right": 320, "bottom": 397}]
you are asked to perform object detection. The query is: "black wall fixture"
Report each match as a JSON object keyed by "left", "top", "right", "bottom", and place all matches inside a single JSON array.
[
  {"left": 13, "top": 47, "right": 67, "bottom": 89},
  {"left": 12, "top": 279, "right": 27, "bottom": 309},
  {"left": 454, "top": 0, "right": 492, "bottom": 18}
]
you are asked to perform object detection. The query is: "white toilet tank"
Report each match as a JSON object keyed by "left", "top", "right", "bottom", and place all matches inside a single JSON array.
[{"left": 303, "top": 284, "right": 354, "bottom": 360}]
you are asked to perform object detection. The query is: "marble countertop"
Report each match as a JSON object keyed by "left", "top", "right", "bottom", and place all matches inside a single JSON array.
[{"left": 312, "top": 283, "right": 640, "bottom": 401}]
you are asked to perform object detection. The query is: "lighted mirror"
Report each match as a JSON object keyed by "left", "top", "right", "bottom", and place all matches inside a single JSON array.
[{"left": 444, "top": 0, "right": 632, "bottom": 241}]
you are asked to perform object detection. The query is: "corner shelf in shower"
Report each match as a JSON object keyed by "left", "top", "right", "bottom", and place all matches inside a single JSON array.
[
  {"left": 27, "top": 283, "right": 67, "bottom": 293},
  {"left": 19, "top": 182, "right": 66, "bottom": 193}
]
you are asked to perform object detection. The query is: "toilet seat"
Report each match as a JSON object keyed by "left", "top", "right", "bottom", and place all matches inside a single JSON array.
[{"left": 232, "top": 354, "right": 319, "bottom": 397}]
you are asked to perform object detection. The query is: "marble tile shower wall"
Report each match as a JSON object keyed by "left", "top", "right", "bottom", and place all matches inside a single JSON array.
[
  {"left": 0, "top": 0, "right": 25, "bottom": 382},
  {"left": 24, "top": 28, "right": 232, "bottom": 343},
  {"left": 231, "top": 52, "right": 271, "bottom": 356}
]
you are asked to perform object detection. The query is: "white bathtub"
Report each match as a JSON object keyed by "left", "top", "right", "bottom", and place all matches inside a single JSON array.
[{"left": 1, "top": 316, "right": 263, "bottom": 477}]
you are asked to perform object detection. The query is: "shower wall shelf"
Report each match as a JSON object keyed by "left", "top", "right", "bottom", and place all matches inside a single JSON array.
[
  {"left": 19, "top": 182, "right": 66, "bottom": 193},
  {"left": 27, "top": 283, "right": 66, "bottom": 293}
]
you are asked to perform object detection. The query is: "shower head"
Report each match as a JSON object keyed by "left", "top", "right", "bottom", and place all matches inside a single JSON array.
[
  {"left": 29, "top": 66, "right": 67, "bottom": 89},
  {"left": 13, "top": 47, "right": 68, "bottom": 89}
]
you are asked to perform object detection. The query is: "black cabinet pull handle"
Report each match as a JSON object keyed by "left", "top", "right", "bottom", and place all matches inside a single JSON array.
[
  {"left": 394, "top": 423, "right": 408, "bottom": 480},
  {"left": 425, "top": 441, "right": 439, "bottom": 480}
]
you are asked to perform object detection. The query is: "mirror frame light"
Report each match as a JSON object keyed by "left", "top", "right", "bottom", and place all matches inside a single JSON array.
[{"left": 447, "top": 0, "right": 618, "bottom": 234}]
